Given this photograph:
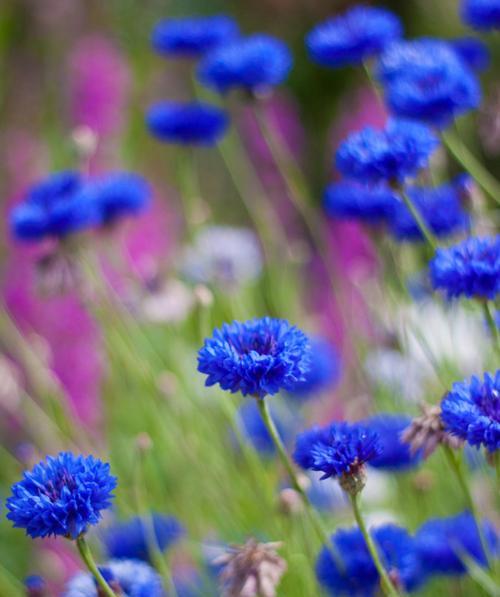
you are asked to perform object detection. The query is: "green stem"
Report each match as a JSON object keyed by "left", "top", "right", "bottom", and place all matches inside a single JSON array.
[
  {"left": 350, "top": 494, "right": 400, "bottom": 597},
  {"left": 400, "top": 190, "right": 438, "bottom": 251},
  {"left": 442, "top": 130, "right": 500, "bottom": 206},
  {"left": 482, "top": 300, "right": 500, "bottom": 355},
  {"left": 76, "top": 535, "right": 118, "bottom": 597}
]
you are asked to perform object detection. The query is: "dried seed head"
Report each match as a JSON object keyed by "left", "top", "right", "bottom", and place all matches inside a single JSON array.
[{"left": 214, "top": 538, "right": 287, "bottom": 597}]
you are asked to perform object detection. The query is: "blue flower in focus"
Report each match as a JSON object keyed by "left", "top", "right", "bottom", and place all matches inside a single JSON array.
[
  {"left": 81, "top": 173, "right": 151, "bottom": 225},
  {"left": 441, "top": 371, "right": 500, "bottom": 453},
  {"left": 316, "top": 524, "right": 426, "bottom": 596},
  {"left": 236, "top": 401, "right": 293, "bottom": 455},
  {"left": 151, "top": 15, "right": 239, "bottom": 57},
  {"left": 335, "top": 119, "right": 439, "bottom": 183},
  {"left": 293, "top": 422, "right": 381, "bottom": 480},
  {"left": 323, "top": 180, "right": 398, "bottom": 224},
  {"left": 103, "top": 514, "right": 185, "bottom": 562},
  {"left": 415, "top": 511, "right": 498, "bottom": 575},
  {"left": 362, "top": 414, "right": 422, "bottom": 471},
  {"left": 63, "top": 559, "right": 164, "bottom": 596},
  {"left": 430, "top": 236, "right": 500, "bottom": 300},
  {"left": 197, "top": 34, "right": 292, "bottom": 94},
  {"left": 10, "top": 171, "right": 98, "bottom": 242},
  {"left": 390, "top": 179, "right": 469, "bottom": 243},
  {"left": 450, "top": 37, "right": 491, "bottom": 72},
  {"left": 147, "top": 101, "right": 229, "bottom": 146},
  {"left": 198, "top": 318, "right": 310, "bottom": 398},
  {"left": 6, "top": 452, "right": 116, "bottom": 539},
  {"left": 462, "top": 0, "right": 500, "bottom": 30},
  {"left": 306, "top": 6, "right": 402, "bottom": 68},
  {"left": 288, "top": 337, "right": 341, "bottom": 399},
  {"left": 377, "top": 39, "right": 481, "bottom": 127}
]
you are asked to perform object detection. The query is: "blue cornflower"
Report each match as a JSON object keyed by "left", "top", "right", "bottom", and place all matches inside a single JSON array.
[
  {"left": 147, "top": 101, "right": 229, "bottom": 146},
  {"left": 462, "top": 0, "right": 500, "bottom": 30},
  {"left": 293, "top": 422, "right": 381, "bottom": 481},
  {"left": 10, "top": 171, "right": 98, "bottom": 242},
  {"left": 362, "top": 414, "right": 422, "bottom": 471},
  {"left": 288, "top": 337, "right": 341, "bottom": 399},
  {"left": 306, "top": 6, "right": 402, "bottom": 68},
  {"left": 6, "top": 452, "right": 116, "bottom": 539},
  {"left": 429, "top": 236, "right": 500, "bottom": 300},
  {"left": 335, "top": 119, "right": 439, "bottom": 183},
  {"left": 323, "top": 180, "right": 398, "bottom": 224},
  {"left": 63, "top": 559, "right": 163, "bottom": 597},
  {"left": 198, "top": 317, "right": 311, "bottom": 398},
  {"left": 450, "top": 37, "right": 491, "bottom": 72},
  {"left": 316, "top": 524, "right": 426, "bottom": 596},
  {"left": 390, "top": 179, "right": 469, "bottom": 242},
  {"left": 415, "top": 511, "right": 499, "bottom": 575},
  {"left": 151, "top": 15, "right": 239, "bottom": 57},
  {"left": 441, "top": 371, "right": 500, "bottom": 453},
  {"left": 377, "top": 39, "right": 480, "bottom": 127},
  {"left": 80, "top": 173, "right": 151, "bottom": 225},
  {"left": 196, "top": 34, "right": 292, "bottom": 94},
  {"left": 103, "top": 514, "right": 185, "bottom": 562}
]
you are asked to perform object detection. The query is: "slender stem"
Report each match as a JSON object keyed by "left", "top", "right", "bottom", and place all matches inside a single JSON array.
[
  {"left": 350, "top": 494, "right": 400, "bottom": 597},
  {"left": 482, "top": 300, "right": 500, "bottom": 355},
  {"left": 400, "top": 190, "right": 438, "bottom": 251},
  {"left": 442, "top": 130, "right": 500, "bottom": 206},
  {"left": 76, "top": 535, "right": 118, "bottom": 597},
  {"left": 256, "top": 398, "right": 342, "bottom": 564}
]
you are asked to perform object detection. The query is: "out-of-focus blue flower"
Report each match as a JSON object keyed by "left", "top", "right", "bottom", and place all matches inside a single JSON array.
[
  {"left": 198, "top": 318, "right": 310, "bottom": 398},
  {"left": 6, "top": 452, "right": 116, "bottom": 539},
  {"left": 197, "top": 34, "right": 292, "bottom": 94},
  {"left": 288, "top": 337, "right": 341, "bottom": 399},
  {"left": 323, "top": 181, "right": 398, "bottom": 224},
  {"left": 430, "top": 236, "right": 500, "bottom": 300},
  {"left": 415, "top": 511, "right": 498, "bottom": 575},
  {"left": 236, "top": 401, "right": 294, "bottom": 455},
  {"left": 390, "top": 180, "right": 469, "bottom": 243},
  {"left": 10, "top": 171, "right": 98, "bottom": 242},
  {"left": 103, "top": 514, "right": 185, "bottom": 562},
  {"left": 362, "top": 414, "right": 422, "bottom": 471},
  {"left": 306, "top": 471, "right": 347, "bottom": 511},
  {"left": 441, "top": 371, "right": 500, "bottom": 453},
  {"left": 462, "top": 0, "right": 500, "bottom": 30},
  {"left": 180, "top": 226, "right": 262, "bottom": 287},
  {"left": 306, "top": 6, "right": 402, "bottom": 68},
  {"left": 25, "top": 575, "right": 46, "bottom": 596},
  {"left": 293, "top": 422, "right": 381, "bottom": 480},
  {"left": 151, "top": 15, "right": 239, "bottom": 57},
  {"left": 316, "top": 524, "right": 426, "bottom": 596},
  {"left": 336, "top": 119, "right": 438, "bottom": 183},
  {"left": 450, "top": 37, "right": 491, "bottom": 71},
  {"left": 80, "top": 173, "right": 151, "bottom": 225},
  {"left": 377, "top": 39, "right": 481, "bottom": 127},
  {"left": 147, "top": 101, "right": 229, "bottom": 146},
  {"left": 63, "top": 559, "right": 164, "bottom": 596}
]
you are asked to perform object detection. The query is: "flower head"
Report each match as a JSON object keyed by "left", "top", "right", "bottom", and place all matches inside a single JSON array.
[
  {"left": 151, "top": 15, "right": 239, "bottom": 57},
  {"left": 462, "top": 0, "right": 500, "bottom": 30},
  {"left": 323, "top": 180, "right": 398, "bottom": 224},
  {"left": 429, "top": 236, "right": 500, "bottom": 300},
  {"left": 6, "top": 452, "right": 116, "bottom": 539},
  {"left": 10, "top": 171, "right": 98, "bottom": 242},
  {"left": 441, "top": 371, "right": 500, "bottom": 452},
  {"left": 214, "top": 538, "right": 287, "bottom": 597},
  {"left": 197, "top": 34, "right": 292, "bottom": 94},
  {"left": 335, "top": 119, "right": 439, "bottom": 183},
  {"left": 198, "top": 317, "right": 311, "bottom": 398},
  {"left": 362, "top": 414, "right": 422, "bottom": 471},
  {"left": 293, "top": 422, "right": 381, "bottom": 484},
  {"left": 390, "top": 179, "right": 469, "bottom": 242},
  {"left": 316, "top": 524, "right": 426, "bottom": 596},
  {"left": 450, "top": 37, "right": 491, "bottom": 72},
  {"left": 63, "top": 559, "right": 163, "bottom": 596},
  {"left": 103, "top": 514, "right": 185, "bottom": 562},
  {"left": 306, "top": 6, "right": 402, "bottom": 68},
  {"left": 377, "top": 39, "right": 480, "bottom": 127},
  {"left": 146, "top": 101, "right": 229, "bottom": 146},
  {"left": 415, "top": 511, "right": 499, "bottom": 575}
]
